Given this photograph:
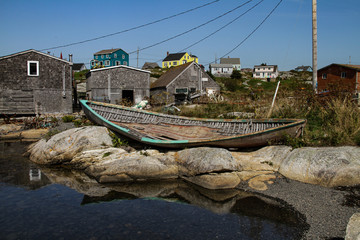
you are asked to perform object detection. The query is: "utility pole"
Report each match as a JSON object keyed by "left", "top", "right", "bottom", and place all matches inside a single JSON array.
[
  {"left": 137, "top": 47, "right": 139, "bottom": 68},
  {"left": 312, "top": 0, "right": 318, "bottom": 93}
]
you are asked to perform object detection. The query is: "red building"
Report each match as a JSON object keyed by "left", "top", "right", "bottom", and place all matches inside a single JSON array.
[{"left": 317, "top": 64, "right": 360, "bottom": 97}]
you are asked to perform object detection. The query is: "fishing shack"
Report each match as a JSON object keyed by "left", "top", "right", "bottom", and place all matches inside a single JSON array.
[
  {"left": 0, "top": 49, "right": 74, "bottom": 115},
  {"left": 86, "top": 65, "right": 150, "bottom": 105}
]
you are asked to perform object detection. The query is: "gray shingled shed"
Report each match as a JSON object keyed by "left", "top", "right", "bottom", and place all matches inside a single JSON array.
[
  {"left": 86, "top": 65, "right": 150, "bottom": 105},
  {"left": 0, "top": 49, "right": 74, "bottom": 115}
]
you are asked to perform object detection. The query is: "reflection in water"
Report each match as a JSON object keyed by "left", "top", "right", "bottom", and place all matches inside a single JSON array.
[{"left": 0, "top": 141, "right": 308, "bottom": 240}]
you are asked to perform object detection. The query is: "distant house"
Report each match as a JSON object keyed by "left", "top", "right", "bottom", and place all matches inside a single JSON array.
[
  {"left": 209, "top": 63, "right": 234, "bottom": 77},
  {"left": 151, "top": 62, "right": 220, "bottom": 104},
  {"left": 294, "top": 65, "right": 312, "bottom": 72},
  {"left": 73, "top": 63, "right": 87, "bottom": 72},
  {"left": 162, "top": 52, "right": 198, "bottom": 68},
  {"left": 90, "top": 48, "right": 129, "bottom": 69},
  {"left": 220, "top": 57, "right": 241, "bottom": 70},
  {"left": 253, "top": 64, "right": 279, "bottom": 79},
  {"left": 317, "top": 64, "right": 360, "bottom": 97},
  {"left": 0, "top": 49, "right": 74, "bottom": 115},
  {"left": 86, "top": 65, "right": 150, "bottom": 104},
  {"left": 142, "top": 62, "right": 159, "bottom": 70},
  {"left": 209, "top": 57, "right": 241, "bottom": 77}
]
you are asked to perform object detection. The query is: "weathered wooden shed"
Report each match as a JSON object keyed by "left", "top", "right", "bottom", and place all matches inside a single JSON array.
[
  {"left": 0, "top": 49, "right": 74, "bottom": 115},
  {"left": 86, "top": 65, "right": 150, "bottom": 104},
  {"left": 150, "top": 62, "right": 220, "bottom": 104}
]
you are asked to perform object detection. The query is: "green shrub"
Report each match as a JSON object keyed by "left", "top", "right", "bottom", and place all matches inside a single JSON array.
[{"left": 62, "top": 115, "right": 75, "bottom": 122}]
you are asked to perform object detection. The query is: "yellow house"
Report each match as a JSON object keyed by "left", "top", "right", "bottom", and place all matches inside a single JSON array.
[{"left": 162, "top": 52, "right": 198, "bottom": 68}]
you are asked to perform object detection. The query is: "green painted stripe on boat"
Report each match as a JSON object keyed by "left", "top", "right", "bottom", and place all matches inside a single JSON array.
[
  {"left": 141, "top": 137, "right": 189, "bottom": 144},
  {"left": 80, "top": 100, "right": 130, "bottom": 133}
]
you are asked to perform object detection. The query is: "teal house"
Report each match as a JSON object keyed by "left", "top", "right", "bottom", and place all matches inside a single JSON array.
[{"left": 90, "top": 48, "right": 129, "bottom": 69}]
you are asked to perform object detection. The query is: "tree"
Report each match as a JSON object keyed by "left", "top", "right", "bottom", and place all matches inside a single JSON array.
[{"left": 230, "top": 69, "right": 242, "bottom": 79}]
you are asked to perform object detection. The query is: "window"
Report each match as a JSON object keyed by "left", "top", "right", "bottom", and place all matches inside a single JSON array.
[
  {"left": 95, "top": 55, "right": 98, "bottom": 59},
  {"left": 175, "top": 88, "right": 188, "bottom": 94},
  {"left": 99, "top": 61, "right": 103, "bottom": 66},
  {"left": 173, "top": 61, "right": 177, "bottom": 66},
  {"left": 341, "top": 72, "right": 346, "bottom": 78},
  {"left": 105, "top": 60, "right": 110, "bottom": 66},
  {"left": 322, "top": 73, "right": 327, "bottom": 79},
  {"left": 106, "top": 54, "right": 109, "bottom": 58},
  {"left": 115, "top": 61, "right": 120, "bottom": 66},
  {"left": 122, "top": 54, "right": 125, "bottom": 59},
  {"left": 183, "top": 60, "right": 186, "bottom": 64},
  {"left": 123, "top": 61, "right": 128, "bottom": 66},
  {"left": 27, "top": 61, "right": 39, "bottom": 76},
  {"left": 114, "top": 53, "right": 117, "bottom": 58},
  {"left": 91, "top": 61, "right": 95, "bottom": 66},
  {"left": 101, "top": 55, "right": 104, "bottom": 59}
]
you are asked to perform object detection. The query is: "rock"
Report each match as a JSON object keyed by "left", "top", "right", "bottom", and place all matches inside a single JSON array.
[
  {"left": 345, "top": 212, "right": 360, "bottom": 240},
  {"left": 182, "top": 172, "right": 241, "bottom": 189},
  {"left": 28, "top": 126, "right": 113, "bottom": 165},
  {"left": 247, "top": 174, "right": 276, "bottom": 191},
  {"left": 231, "top": 145, "right": 292, "bottom": 171},
  {"left": 175, "top": 147, "right": 241, "bottom": 176},
  {"left": 279, "top": 147, "right": 360, "bottom": 187},
  {"left": 69, "top": 147, "right": 127, "bottom": 169},
  {"left": 84, "top": 151, "right": 178, "bottom": 183},
  {"left": 0, "top": 124, "right": 22, "bottom": 135}
]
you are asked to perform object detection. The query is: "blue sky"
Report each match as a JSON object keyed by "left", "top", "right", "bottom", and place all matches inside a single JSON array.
[{"left": 1, "top": 0, "right": 359, "bottom": 70}]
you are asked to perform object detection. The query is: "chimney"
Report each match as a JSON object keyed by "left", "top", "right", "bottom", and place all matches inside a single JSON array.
[
  {"left": 69, "top": 54, "right": 73, "bottom": 63},
  {"left": 167, "top": 51, "right": 169, "bottom": 56}
]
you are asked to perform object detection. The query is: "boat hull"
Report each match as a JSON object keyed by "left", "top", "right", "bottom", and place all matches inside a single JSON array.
[{"left": 80, "top": 100, "right": 306, "bottom": 149}]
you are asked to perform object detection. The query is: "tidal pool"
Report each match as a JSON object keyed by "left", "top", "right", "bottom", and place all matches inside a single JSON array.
[{"left": 0, "top": 141, "right": 308, "bottom": 240}]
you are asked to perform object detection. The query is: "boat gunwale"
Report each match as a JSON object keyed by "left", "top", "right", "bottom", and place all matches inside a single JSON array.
[{"left": 80, "top": 100, "right": 306, "bottom": 145}]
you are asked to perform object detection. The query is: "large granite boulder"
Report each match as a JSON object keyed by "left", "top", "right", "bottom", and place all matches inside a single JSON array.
[
  {"left": 175, "top": 147, "right": 242, "bottom": 189},
  {"left": 84, "top": 150, "right": 178, "bottom": 183},
  {"left": 175, "top": 147, "right": 241, "bottom": 176},
  {"left": 28, "top": 126, "right": 113, "bottom": 165},
  {"left": 279, "top": 147, "right": 360, "bottom": 187},
  {"left": 346, "top": 213, "right": 360, "bottom": 240}
]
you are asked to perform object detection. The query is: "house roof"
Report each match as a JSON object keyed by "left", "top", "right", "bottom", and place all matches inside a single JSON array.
[
  {"left": 318, "top": 63, "right": 360, "bottom": 72},
  {"left": 151, "top": 62, "right": 193, "bottom": 89},
  {"left": 94, "top": 48, "right": 128, "bottom": 55},
  {"left": 220, "top": 57, "right": 240, "bottom": 65},
  {"left": 0, "top": 49, "right": 73, "bottom": 65},
  {"left": 210, "top": 63, "right": 234, "bottom": 68},
  {"left": 73, "top": 63, "right": 86, "bottom": 71},
  {"left": 295, "top": 65, "right": 312, "bottom": 70},
  {"left": 90, "top": 64, "right": 150, "bottom": 74},
  {"left": 163, "top": 52, "right": 186, "bottom": 62},
  {"left": 142, "top": 62, "right": 159, "bottom": 69}
]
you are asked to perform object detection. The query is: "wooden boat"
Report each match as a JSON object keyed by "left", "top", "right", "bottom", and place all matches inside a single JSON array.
[{"left": 80, "top": 100, "right": 306, "bottom": 149}]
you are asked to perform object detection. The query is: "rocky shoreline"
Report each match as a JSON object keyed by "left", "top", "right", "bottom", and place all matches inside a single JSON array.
[{"left": 1, "top": 124, "right": 360, "bottom": 239}]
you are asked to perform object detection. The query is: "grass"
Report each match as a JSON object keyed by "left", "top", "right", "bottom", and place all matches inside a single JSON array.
[{"left": 152, "top": 73, "right": 360, "bottom": 147}]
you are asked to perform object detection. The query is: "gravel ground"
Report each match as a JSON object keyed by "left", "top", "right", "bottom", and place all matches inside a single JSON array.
[{"left": 240, "top": 176, "right": 360, "bottom": 239}]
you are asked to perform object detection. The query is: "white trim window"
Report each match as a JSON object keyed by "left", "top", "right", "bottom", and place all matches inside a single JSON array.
[
  {"left": 27, "top": 61, "right": 39, "bottom": 76},
  {"left": 114, "top": 53, "right": 117, "bottom": 58},
  {"left": 123, "top": 61, "right": 128, "bottom": 66},
  {"left": 115, "top": 61, "right": 120, "bottom": 66},
  {"left": 322, "top": 73, "right": 327, "bottom": 79},
  {"left": 105, "top": 60, "right": 110, "bottom": 66},
  {"left": 122, "top": 54, "right": 125, "bottom": 59}
]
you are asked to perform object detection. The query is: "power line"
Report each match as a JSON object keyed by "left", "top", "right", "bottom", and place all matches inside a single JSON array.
[
  {"left": 206, "top": 0, "right": 283, "bottom": 66},
  {"left": 178, "top": 0, "right": 264, "bottom": 53},
  {"left": 128, "top": 0, "right": 255, "bottom": 55},
  {"left": 39, "top": 0, "right": 220, "bottom": 51}
]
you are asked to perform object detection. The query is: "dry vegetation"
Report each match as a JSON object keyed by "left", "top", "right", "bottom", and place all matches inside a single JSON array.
[{"left": 152, "top": 71, "right": 360, "bottom": 147}]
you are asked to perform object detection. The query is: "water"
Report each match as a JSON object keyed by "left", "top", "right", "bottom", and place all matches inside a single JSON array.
[{"left": 0, "top": 141, "right": 308, "bottom": 240}]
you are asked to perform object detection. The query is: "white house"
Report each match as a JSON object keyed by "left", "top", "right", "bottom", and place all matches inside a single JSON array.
[
  {"left": 220, "top": 57, "right": 241, "bottom": 70},
  {"left": 253, "top": 64, "right": 279, "bottom": 79},
  {"left": 209, "top": 63, "right": 234, "bottom": 76}
]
